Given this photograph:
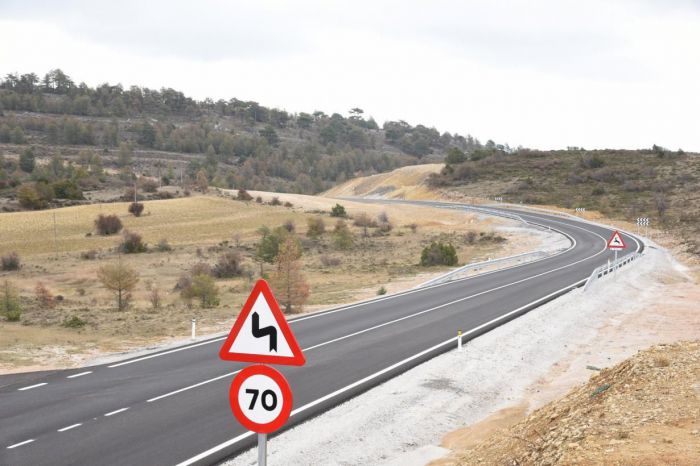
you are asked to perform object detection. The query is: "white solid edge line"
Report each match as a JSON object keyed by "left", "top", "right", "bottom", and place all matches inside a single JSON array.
[
  {"left": 104, "top": 206, "right": 588, "bottom": 370},
  {"left": 174, "top": 277, "right": 589, "bottom": 466},
  {"left": 107, "top": 205, "right": 630, "bottom": 376},
  {"left": 18, "top": 383, "right": 47, "bottom": 391},
  {"left": 149, "top": 225, "right": 609, "bottom": 407},
  {"left": 107, "top": 337, "right": 227, "bottom": 368},
  {"left": 147, "top": 371, "right": 241, "bottom": 402},
  {"left": 67, "top": 371, "right": 92, "bottom": 379},
  {"left": 57, "top": 423, "right": 82, "bottom": 432},
  {"left": 148, "top": 233, "right": 600, "bottom": 406},
  {"left": 7, "top": 439, "right": 35, "bottom": 449},
  {"left": 104, "top": 407, "right": 129, "bottom": 417}
]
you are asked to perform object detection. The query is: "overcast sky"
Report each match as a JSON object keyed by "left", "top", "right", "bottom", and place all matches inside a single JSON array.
[{"left": 1, "top": 0, "right": 699, "bottom": 150}]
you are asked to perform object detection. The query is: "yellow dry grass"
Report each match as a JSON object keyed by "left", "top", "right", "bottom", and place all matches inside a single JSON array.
[
  {"left": 323, "top": 164, "right": 443, "bottom": 199},
  {"left": 0, "top": 196, "right": 311, "bottom": 257},
  {"left": 0, "top": 192, "right": 534, "bottom": 373}
]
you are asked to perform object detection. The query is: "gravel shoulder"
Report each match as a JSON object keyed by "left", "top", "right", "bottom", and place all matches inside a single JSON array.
[{"left": 222, "top": 244, "right": 699, "bottom": 466}]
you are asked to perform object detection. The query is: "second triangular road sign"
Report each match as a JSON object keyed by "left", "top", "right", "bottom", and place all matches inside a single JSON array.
[
  {"left": 219, "top": 279, "right": 306, "bottom": 366},
  {"left": 607, "top": 230, "right": 627, "bottom": 250}
]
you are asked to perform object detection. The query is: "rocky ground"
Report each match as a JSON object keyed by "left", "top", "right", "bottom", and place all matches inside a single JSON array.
[{"left": 450, "top": 341, "right": 700, "bottom": 466}]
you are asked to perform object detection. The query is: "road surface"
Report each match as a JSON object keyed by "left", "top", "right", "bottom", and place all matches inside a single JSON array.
[{"left": 0, "top": 201, "right": 642, "bottom": 466}]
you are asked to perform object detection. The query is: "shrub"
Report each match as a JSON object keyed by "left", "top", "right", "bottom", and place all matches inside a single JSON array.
[
  {"left": 51, "top": 180, "right": 84, "bottom": 200},
  {"left": 330, "top": 203, "right": 347, "bottom": 217},
  {"left": 191, "top": 262, "right": 213, "bottom": 277},
  {"left": 237, "top": 189, "right": 253, "bottom": 201},
  {"left": 119, "top": 230, "right": 147, "bottom": 253},
  {"left": 270, "top": 196, "right": 282, "bottom": 206},
  {"left": 213, "top": 251, "right": 244, "bottom": 278},
  {"left": 307, "top": 217, "right": 326, "bottom": 238},
  {"left": 80, "top": 249, "right": 97, "bottom": 260},
  {"left": 182, "top": 274, "right": 220, "bottom": 308},
  {"left": 319, "top": 255, "right": 341, "bottom": 267},
  {"left": 420, "top": 242, "right": 458, "bottom": 266},
  {"left": 377, "top": 286, "right": 387, "bottom": 295},
  {"left": 17, "top": 184, "right": 47, "bottom": 209},
  {"left": 579, "top": 154, "right": 605, "bottom": 169},
  {"left": 378, "top": 220, "right": 393, "bottom": 233},
  {"left": 332, "top": 220, "right": 354, "bottom": 249},
  {"left": 140, "top": 179, "right": 158, "bottom": 193},
  {"left": 465, "top": 231, "right": 478, "bottom": 244},
  {"left": 156, "top": 239, "right": 173, "bottom": 252},
  {"left": 1, "top": 252, "right": 20, "bottom": 271},
  {"left": 1, "top": 280, "right": 21, "bottom": 321},
  {"left": 407, "top": 223, "right": 418, "bottom": 233},
  {"left": 95, "top": 214, "right": 123, "bottom": 235},
  {"left": 63, "top": 315, "right": 86, "bottom": 328},
  {"left": 35, "top": 282, "right": 55, "bottom": 309},
  {"left": 284, "top": 201, "right": 293, "bottom": 208},
  {"left": 353, "top": 212, "right": 377, "bottom": 228},
  {"left": 378, "top": 212, "right": 389, "bottom": 223},
  {"left": 128, "top": 202, "right": 145, "bottom": 217},
  {"left": 255, "top": 196, "right": 263, "bottom": 203},
  {"left": 281, "top": 220, "right": 296, "bottom": 233},
  {"left": 149, "top": 287, "right": 161, "bottom": 309}
]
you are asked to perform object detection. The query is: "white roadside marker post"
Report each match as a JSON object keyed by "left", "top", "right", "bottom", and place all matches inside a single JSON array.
[
  {"left": 191, "top": 318, "right": 196, "bottom": 340},
  {"left": 258, "top": 433, "right": 267, "bottom": 466},
  {"left": 457, "top": 330, "right": 463, "bottom": 352},
  {"left": 614, "top": 250, "right": 618, "bottom": 274}
]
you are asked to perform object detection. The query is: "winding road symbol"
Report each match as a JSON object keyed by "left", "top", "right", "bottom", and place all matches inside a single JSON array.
[{"left": 251, "top": 312, "right": 277, "bottom": 352}]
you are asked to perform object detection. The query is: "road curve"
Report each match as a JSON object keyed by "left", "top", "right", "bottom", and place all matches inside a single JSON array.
[{"left": 0, "top": 201, "right": 642, "bottom": 466}]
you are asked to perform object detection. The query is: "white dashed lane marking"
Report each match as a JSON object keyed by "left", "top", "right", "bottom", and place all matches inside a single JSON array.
[{"left": 18, "top": 383, "right": 47, "bottom": 391}]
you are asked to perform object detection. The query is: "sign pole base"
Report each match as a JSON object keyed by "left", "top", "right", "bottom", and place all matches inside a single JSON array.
[{"left": 258, "top": 433, "right": 267, "bottom": 466}]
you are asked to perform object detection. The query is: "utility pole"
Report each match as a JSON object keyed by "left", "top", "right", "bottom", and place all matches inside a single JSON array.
[{"left": 53, "top": 212, "right": 58, "bottom": 259}]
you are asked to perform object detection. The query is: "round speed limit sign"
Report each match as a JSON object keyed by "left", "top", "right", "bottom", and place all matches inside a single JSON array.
[{"left": 229, "top": 365, "right": 293, "bottom": 433}]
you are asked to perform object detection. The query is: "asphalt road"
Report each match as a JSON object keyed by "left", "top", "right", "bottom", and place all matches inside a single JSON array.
[{"left": 0, "top": 202, "right": 642, "bottom": 466}]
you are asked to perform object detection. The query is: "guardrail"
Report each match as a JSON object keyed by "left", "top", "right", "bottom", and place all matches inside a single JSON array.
[
  {"left": 418, "top": 250, "right": 552, "bottom": 288},
  {"left": 583, "top": 252, "right": 642, "bottom": 292}
]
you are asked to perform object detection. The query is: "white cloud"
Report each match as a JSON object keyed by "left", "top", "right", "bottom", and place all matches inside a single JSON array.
[{"left": 1, "top": 0, "right": 699, "bottom": 150}]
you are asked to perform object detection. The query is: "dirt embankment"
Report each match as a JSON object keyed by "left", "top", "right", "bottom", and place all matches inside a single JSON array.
[{"left": 441, "top": 341, "right": 700, "bottom": 466}]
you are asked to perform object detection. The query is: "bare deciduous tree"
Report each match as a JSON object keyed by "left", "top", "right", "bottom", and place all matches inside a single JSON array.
[
  {"left": 97, "top": 261, "right": 139, "bottom": 311},
  {"left": 270, "top": 236, "right": 309, "bottom": 314}
]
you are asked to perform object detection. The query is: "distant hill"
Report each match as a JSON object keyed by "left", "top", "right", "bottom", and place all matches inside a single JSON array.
[
  {"left": 427, "top": 147, "right": 700, "bottom": 257},
  {"left": 0, "top": 69, "right": 490, "bottom": 199}
]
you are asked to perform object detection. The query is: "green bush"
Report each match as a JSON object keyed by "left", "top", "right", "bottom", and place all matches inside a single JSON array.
[
  {"left": 128, "top": 202, "right": 144, "bottom": 217},
  {"left": 119, "top": 230, "right": 147, "bottom": 253},
  {"left": 1, "top": 252, "right": 20, "bottom": 271},
  {"left": 377, "top": 286, "right": 387, "bottom": 295},
  {"left": 51, "top": 180, "right": 84, "bottom": 200},
  {"left": 1, "top": 280, "right": 21, "bottom": 321},
  {"left": 330, "top": 203, "right": 347, "bottom": 217},
  {"left": 63, "top": 315, "right": 87, "bottom": 328},
  {"left": 420, "top": 242, "right": 458, "bottom": 266}
]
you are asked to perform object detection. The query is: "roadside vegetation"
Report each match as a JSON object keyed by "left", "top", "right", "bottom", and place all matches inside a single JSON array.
[
  {"left": 0, "top": 69, "right": 499, "bottom": 212},
  {"left": 0, "top": 194, "right": 516, "bottom": 370},
  {"left": 427, "top": 146, "right": 700, "bottom": 257}
]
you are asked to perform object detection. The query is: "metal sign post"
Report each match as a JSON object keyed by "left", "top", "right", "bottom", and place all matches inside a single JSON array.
[{"left": 258, "top": 433, "right": 267, "bottom": 466}]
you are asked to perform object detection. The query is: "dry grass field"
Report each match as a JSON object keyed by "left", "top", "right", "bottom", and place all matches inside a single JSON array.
[{"left": 0, "top": 192, "right": 532, "bottom": 372}]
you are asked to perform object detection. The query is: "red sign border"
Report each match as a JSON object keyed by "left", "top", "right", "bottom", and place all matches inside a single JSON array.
[
  {"left": 607, "top": 230, "right": 627, "bottom": 250},
  {"left": 229, "top": 364, "right": 293, "bottom": 434},
  {"left": 219, "top": 279, "right": 306, "bottom": 366}
]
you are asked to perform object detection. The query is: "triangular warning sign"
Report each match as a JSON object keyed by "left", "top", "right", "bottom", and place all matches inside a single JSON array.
[
  {"left": 219, "top": 279, "right": 305, "bottom": 366},
  {"left": 607, "top": 230, "right": 627, "bottom": 250}
]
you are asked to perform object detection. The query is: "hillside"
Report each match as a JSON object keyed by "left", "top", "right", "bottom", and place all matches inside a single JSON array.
[
  {"left": 328, "top": 150, "right": 700, "bottom": 259},
  {"left": 0, "top": 69, "right": 492, "bottom": 209}
]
